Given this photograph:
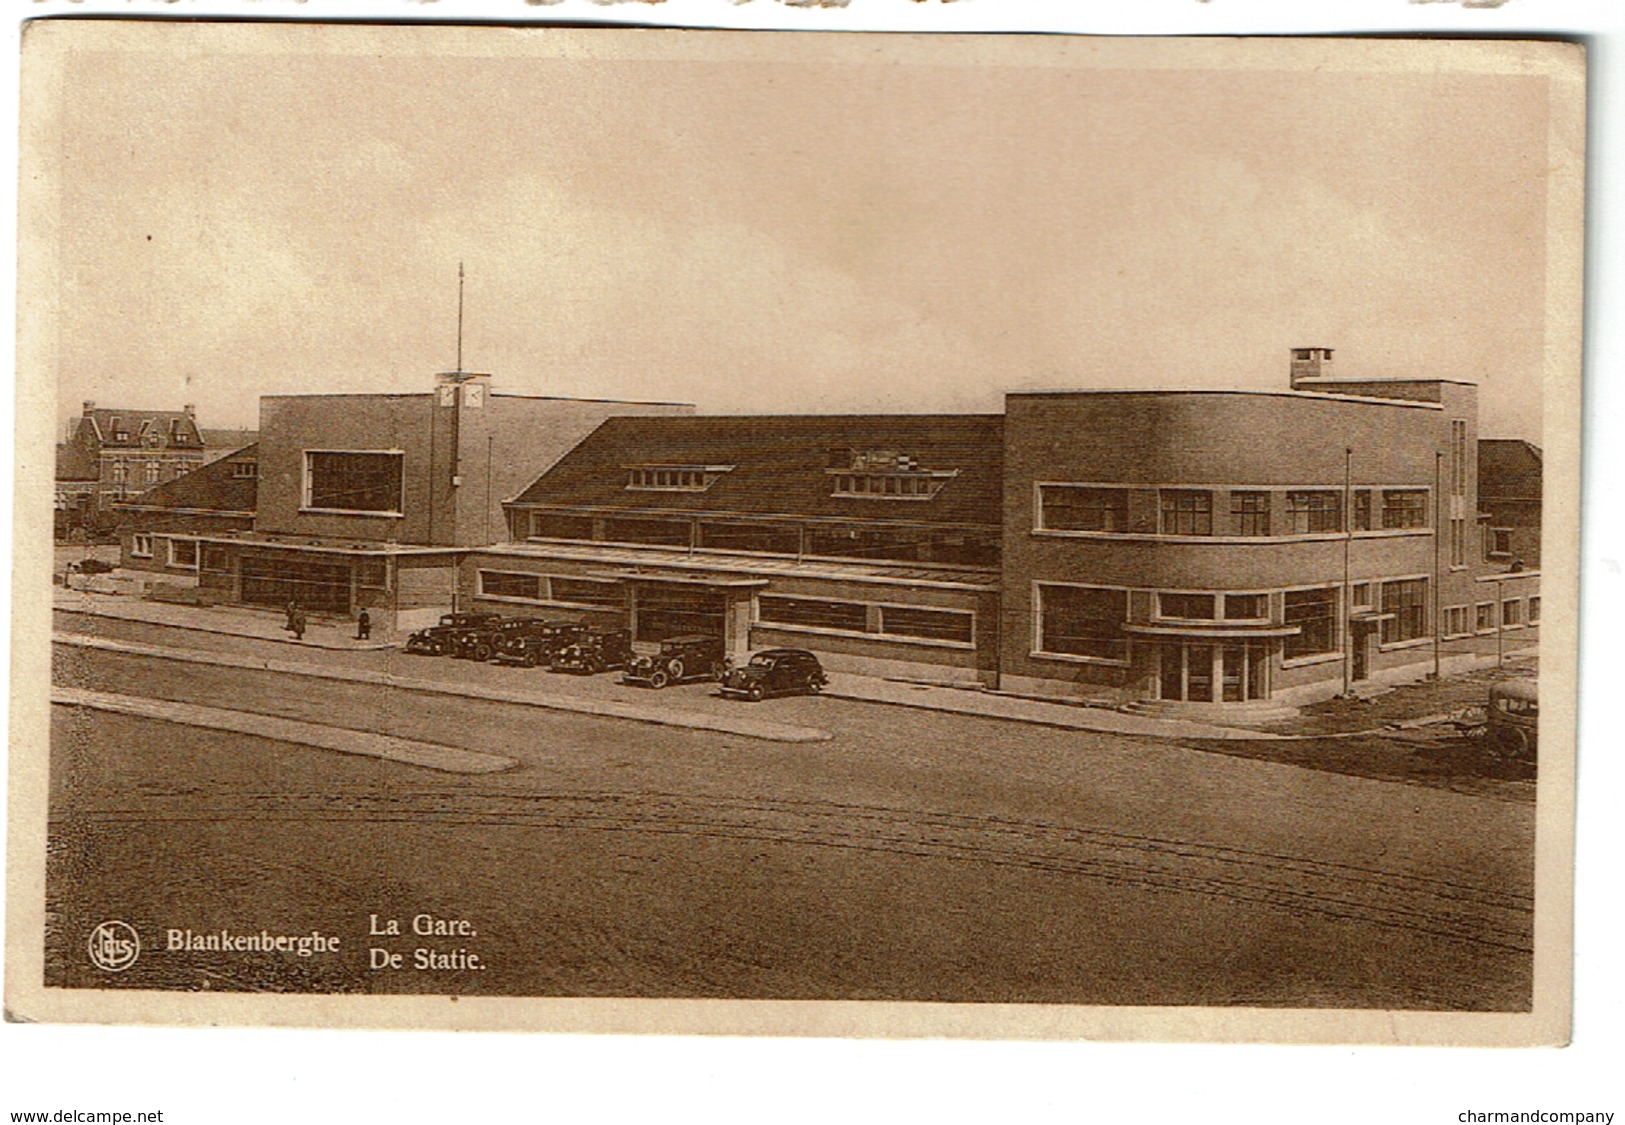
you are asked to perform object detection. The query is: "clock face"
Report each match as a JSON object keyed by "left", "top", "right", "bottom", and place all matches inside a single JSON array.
[
  {"left": 463, "top": 384, "right": 485, "bottom": 408},
  {"left": 437, "top": 385, "right": 457, "bottom": 406}
]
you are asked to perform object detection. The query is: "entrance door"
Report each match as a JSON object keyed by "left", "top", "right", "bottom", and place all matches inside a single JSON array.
[
  {"left": 1161, "top": 641, "right": 1270, "bottom": 703},
  {"left": 1221, "top": 643, "right": 1270, "bottom": 701},
  {"left": 1352, "top": 624, "right": 1370, "bottom": 681}
]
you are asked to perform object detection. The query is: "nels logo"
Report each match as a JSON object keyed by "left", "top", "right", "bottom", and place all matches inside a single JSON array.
[{"left": 87, "top": 920, "right": 140, "bottom": 972}]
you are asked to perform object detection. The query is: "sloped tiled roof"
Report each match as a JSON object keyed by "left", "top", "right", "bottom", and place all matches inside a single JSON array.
[
  {"left": 1478, "top": 439, "right": 1542, "bottom": 501},
  {"left": 114, "top": 444, "right": 258, "bottom": 514},
  {"left": 79, "top": 408, "right": 203, "bottom": 450},
  {"left": 200, "top": 428, "right": 260, "bottom": 453},
  {"left": 55, "top": 442, "right": 99, "bottom": 482},
  {"left": 511, "top": 414, "right": 1004, "bottom": 525}
]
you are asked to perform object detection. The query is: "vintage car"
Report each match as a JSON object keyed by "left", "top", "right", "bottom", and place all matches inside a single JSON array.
[
  {"left": 478, "top": 619, "right": 585, "bottom": 666},
  {"left": 718, "top": 648, "right": 828, "bottom": 702},
  {"left": 549, "top": 628, "right": 634, "bottom": 674},
  {"left": 621, "top": 634, "right": 728, "bottom": 689},
  {"left": 402, "top": 612, "right": 503, "bottom": 656},
  {"left": 1483, "top": 679, "right": 1538, "bottom": 763}
]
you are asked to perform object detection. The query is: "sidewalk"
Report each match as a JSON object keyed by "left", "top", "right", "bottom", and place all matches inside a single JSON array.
[
  {"left": 822, "top": 677, "right": 1284, "bottom": 741},
  {"left": 53, "top": 686, "right": 519, "bottom": 775},
  {"left": 54, "top": 633, "right": 834, "bottom": 745},
  {"left": 54, "top": 588, "right": 1284, "bottom": 742},
  {"left": 54, "top": 589, "right": 396, "bottom": 651}
]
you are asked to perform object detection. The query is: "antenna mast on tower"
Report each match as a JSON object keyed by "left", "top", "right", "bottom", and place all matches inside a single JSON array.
[{"left": 456, "top": 261, "right": 465, "bottom": 374}]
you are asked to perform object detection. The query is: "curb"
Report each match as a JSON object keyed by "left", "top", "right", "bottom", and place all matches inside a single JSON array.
[
  {"left": 54, "top": 633, "right": 834, "bottom": 745},
  {"left": 52, "top": 686, "right": 519, "bottom": 774}
]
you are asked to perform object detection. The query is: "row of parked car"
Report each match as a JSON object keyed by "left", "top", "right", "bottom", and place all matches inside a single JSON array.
[{"left": 401, "top": 613, "right": 829, "bottom": 701}]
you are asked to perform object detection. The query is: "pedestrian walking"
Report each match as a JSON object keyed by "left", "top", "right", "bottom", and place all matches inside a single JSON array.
[
  {"left": 285, "top": 600, "right": 298, "bottom": 633},
  {"left": 356, "top": 608, "right": 371, "bottom": 641},
  {"left": 292, "top": 608, "right": 306, "bottom": 642}
]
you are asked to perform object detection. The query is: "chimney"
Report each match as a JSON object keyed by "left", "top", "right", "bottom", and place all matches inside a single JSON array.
[
  {"left": 82, "top": 400, "right": 96, "bottom": 414},
  {"left": 183, "top": 403, "right": 196, "bottom": 418},
  {"left": 1290, "top": 347, "right": 1333, "bottom": 390}
]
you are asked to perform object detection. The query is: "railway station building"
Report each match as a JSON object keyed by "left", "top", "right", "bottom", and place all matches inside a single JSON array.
[{"left": 468, "top": 348, "right": 1540, "bottom": 713}]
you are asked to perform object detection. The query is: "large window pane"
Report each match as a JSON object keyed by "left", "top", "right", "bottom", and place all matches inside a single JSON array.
[
  {"left": 1040, "top": 486, "right": 1128, "bottom": 532},
  {"left": 1284, "top": 587, "right": 1338, "bottom": 658},
  {"left": 879, "top": 606, "right": 974, "bottom": 644},
  {"left": 1038, "top": 585, "right": 1127, "bottom": 661},
  {"left": 305, "top": 452, "right": 402, "bottom": 514},
  {"left": 1285, "top": 491, "right": 1341, "bottom": 534},
  {"left": 1159, "top": 490, "right": 1212, "bottom": 536},
  {"left": 758, "top": 596, "right": 867, "bottom": 633},
  {"left": 1380, "top": 579, "right": 1428, "bottom": 644}
]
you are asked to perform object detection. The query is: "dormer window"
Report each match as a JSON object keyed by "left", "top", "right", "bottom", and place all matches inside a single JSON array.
[
  {"left": 625, "top": 465, "right": 733, "bottom": 492},
  {"left": 232, "top": 460, "right": 258, "bottom": 479},
  {"left": 827, "top": 449, "right": 958, "bottom": 500}
]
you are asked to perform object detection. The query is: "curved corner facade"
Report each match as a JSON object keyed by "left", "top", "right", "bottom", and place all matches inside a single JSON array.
[{"left": 998, "top": 383, "right": 1538, "bottom": 709}]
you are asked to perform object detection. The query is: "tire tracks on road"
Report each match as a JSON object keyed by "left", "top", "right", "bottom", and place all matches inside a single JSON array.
[{"left": 59, "top": 785, "right": 1533, "bottom": 955}]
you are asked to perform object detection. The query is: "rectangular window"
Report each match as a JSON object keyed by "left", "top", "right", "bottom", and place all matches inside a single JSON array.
[
  {"left": 144, "top": 463, "right": 160, "bottom": 484},
  {"left": 1037, "top": 584, "right": 1128, "bottom": 662},
  {"left": 696, "top": 521, "right": 801, "bottom": 556},
  {"left": 1503, "top": 599, "right": 1523, "bottom": 627},
  {"left": 304, "top": 451, "right": 403, "bottom": 515},
  {"left": 1351, "top": 583, "right": 1372, "bottom": 609},
  {"left": 529, "top": 512, "right": 596, "bottom": 541},
  {"left": 626, "top": 466, "right": 731, "bottom": 491},
  {"left": 1229, "top": 491, "right": 1270, "bottom": 536},
  {"left": 1476, "top": 602, "right": 1496, "bottom": 632},
  {"left": 758, "top": 596, "right": 868, "bottom": 634},
  {"left": 1450, "top": 519, "right": 1466, "bottom": 567},
  {"left": 131, "top": 533, "right": 153, "bottom": 558},
  {"left": 878, "top": 606, "right": 975, "bottom": 645},
  {"left": 1284, "top": 587, "right": 1338, "bottom": 659},
  {"left": 1452, "top": 420, "right": 1468, "bottom": 496},
  {"left": 1380, "top": 579, "right": 1428, "bottom": 644},
  {"left": 201, "top": 545, "right": 231, "bottom": 574},
  {"left": 231, "top": 461, "right": 257, "bottom": 479},
  {"left": 478, "top": 571, "right": 542, "bottom": 601},
  {"left": 1381, "top": 490, "right": 1429, "bottom": 530},
  {"left": 1353, "top": 490, "right": 1372, "bottom": 531},
  {"left": 1039, "top": 486, "right": 1128, "bottom": 533},
  {"left": 1444, "top": 606, "right": 1470, "bottom": 637},
  {"left": 1158, "top": 592, "right": 1216, "bottom": 620},
  {"left": 1489, "top": 528, "right": 1513, "bottom": 557},
  {"left": 549, "top": 577, "right": 621, "bottom": 608},
  {"left": 832, "top": 472, "right": 952, "bottom": 499},
  {"left": 1528, "top": 596, "right": 1540, "bottom": 624},
  {"left": 1159, "top": 490, "right": 1212, "bottom": 536},
  {"left": 1223, "top": 593, "right": 1267, "bottom": 620},
  {"left": 167, "top": 538, "right": 198, "bottom": 569},
  {"left": 601, "top": 516, "right": 692, "bottom": 549},
  {"left": 1285, "top": 491, "right": 1341, "bottom": 534}
]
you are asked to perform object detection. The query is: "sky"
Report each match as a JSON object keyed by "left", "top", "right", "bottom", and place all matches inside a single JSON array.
[{"left": 41, "top": 27, "right": 1557, "bottom": 440}]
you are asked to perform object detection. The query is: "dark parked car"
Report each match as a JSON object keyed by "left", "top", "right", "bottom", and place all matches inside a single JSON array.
[
  {"left": 489, "top": 620, "right": 590, "bottom": 667},
  {"left": 719, "top": 649, "right": 828, "bottom": 702},
  {"left": 403, "top": 612, "right": 503, "bottom": 656},
  {"left": 622, "top": 635, "right": 728, "bottom": 689},
  {"left": 550, "top": 628, "right": 634, "bottom": 674}
]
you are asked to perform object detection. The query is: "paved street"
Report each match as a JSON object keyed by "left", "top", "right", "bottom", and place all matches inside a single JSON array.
[{"left": 47, "top": 609, "right": 1534, "bottom": 1008}]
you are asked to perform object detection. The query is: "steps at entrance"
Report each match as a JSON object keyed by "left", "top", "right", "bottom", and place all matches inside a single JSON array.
[{"left": 1121, "top": 697, "right": 1300, "bottom": 727}]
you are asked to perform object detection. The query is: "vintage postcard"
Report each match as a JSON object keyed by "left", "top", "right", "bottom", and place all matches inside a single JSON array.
[{"left": 7, "top": 21, "right": 1584, "bottom": 1043}]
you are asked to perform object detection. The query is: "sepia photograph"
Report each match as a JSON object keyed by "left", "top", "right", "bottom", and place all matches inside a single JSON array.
[{"left": 7, "top": 19, "right": 1584, "bottom": 1051}]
